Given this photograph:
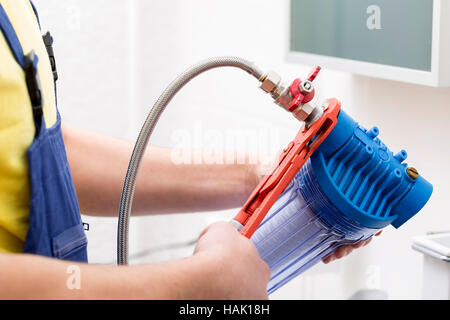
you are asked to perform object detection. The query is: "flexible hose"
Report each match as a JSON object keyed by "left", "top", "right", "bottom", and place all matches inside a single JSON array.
[{"left": 118, "top": 57, "right": 265, "bottom": 264}]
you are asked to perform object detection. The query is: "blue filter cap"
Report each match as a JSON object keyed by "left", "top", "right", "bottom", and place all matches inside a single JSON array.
[{"left": 310, "top": 110, "right": 433, "bottom": 229}]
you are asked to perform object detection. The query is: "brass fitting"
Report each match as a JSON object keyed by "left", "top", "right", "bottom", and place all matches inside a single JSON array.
[{"left": 260, "top": 71, "right": 281, "bottom": 93}]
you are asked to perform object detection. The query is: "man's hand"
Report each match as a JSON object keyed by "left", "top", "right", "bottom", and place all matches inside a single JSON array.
[
  {"left": 322, "top": 231, "right": 383, "bottom": 264},
  {"left": 194, "top": 222, "right": 271, "bottom": 300}
]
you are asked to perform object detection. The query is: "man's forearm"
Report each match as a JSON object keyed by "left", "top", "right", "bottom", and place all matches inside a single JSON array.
[
  {"left": 0, "top": 253, "right": 217, "bottom": 299},
  {"left": 62, "top": 125, "right": 260, "bottom": 217}
]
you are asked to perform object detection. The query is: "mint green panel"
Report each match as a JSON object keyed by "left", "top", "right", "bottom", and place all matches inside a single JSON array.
[{"left": 291, "top": 0, "right": 433, "bottom": 71}]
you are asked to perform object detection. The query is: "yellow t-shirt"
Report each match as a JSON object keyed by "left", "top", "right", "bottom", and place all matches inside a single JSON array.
[{"left": 0, "top": 0, "right": 57, "bottom": 252}]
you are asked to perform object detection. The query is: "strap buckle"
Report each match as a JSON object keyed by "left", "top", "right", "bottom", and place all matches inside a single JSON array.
[
  {"left": 42, "top": 31, "right": 58, "bottom": 82},
  {"left": 24, "top": 50, "right": 43, "bottom": 120}
]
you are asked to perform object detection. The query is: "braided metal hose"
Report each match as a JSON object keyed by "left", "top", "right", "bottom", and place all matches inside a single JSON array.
[{"left": 117, "top": 57, "right": 265, "bottom": 265}]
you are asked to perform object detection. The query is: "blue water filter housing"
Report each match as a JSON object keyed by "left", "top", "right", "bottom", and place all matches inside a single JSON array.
[{"left": 250, "top": 109, "right": 433, "bottom": 294}]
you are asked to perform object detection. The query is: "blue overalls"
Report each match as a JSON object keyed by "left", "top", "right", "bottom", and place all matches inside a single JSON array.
[{"left": 0, "top": 2, "right": 88, "bottom": 262}]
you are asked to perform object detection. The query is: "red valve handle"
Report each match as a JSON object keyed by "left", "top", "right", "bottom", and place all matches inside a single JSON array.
[
  {"left": 307, "top": 66, "right": 321, "bottom": 82},
  {"left": 288, "top": 66, "right": 321, "bottom": 112}
]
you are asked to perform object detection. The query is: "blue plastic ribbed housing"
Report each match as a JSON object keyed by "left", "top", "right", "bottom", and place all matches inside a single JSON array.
[
  {"left": 310, "top": 110, "right": 433, "bottom": 229},
  {"left": 251, "top": 109, "right": 433, "bottom": 294}
]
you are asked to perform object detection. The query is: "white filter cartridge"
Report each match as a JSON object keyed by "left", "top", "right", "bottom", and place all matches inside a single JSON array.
[{"left": 251, "top": 160, "right": 375, "bottom": 294}]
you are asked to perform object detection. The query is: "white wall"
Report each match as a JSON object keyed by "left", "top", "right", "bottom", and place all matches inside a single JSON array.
[{"left": 33, "top": 0, "right": 450, "bottom": 299}]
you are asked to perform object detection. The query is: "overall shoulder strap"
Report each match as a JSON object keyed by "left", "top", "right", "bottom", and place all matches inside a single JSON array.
[
  {"left": 28, "top": 0, "right": 41, "bottom": 29},
  {"left": 0, "top": 3, "right": 43, "bottom": 124},
  {"left": 0, "top": 4, "right": 26, "bottom": 67}
]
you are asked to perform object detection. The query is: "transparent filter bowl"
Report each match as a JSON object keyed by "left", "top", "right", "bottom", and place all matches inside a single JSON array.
[{"left": 250, "top": 160, "right": 378, "bottom": 294}]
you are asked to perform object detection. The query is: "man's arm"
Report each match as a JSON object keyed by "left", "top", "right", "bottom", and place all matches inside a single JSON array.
[
  {"left": 0, "top": 222, "right": 270, "bottom": 299},
  {"left": 62, "top": 125, "right": 261, "bottom": 217},
  {"left": 62, "top": 125, "right": 379, "bottom": 263}
]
